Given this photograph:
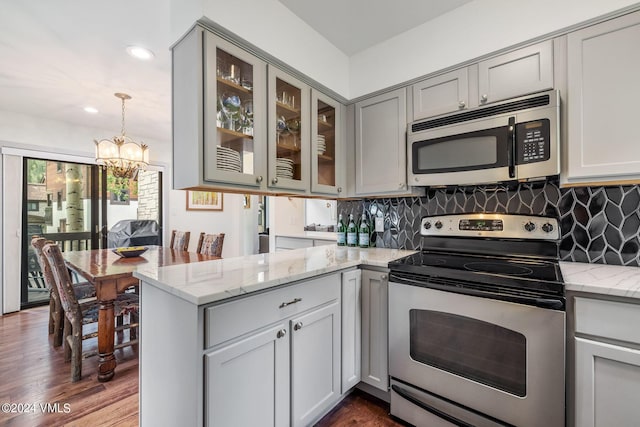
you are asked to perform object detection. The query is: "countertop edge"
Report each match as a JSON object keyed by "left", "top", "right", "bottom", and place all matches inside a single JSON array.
[
  {"left": 561, "top": 261, "right": 640, "bottom": 301},
  {"left": 134, "top": 246, "right": 416, "bottom": 306}
]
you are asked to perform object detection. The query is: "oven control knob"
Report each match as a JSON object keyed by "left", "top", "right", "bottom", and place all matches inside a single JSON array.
[
  {"left": 524, "top": 221, "right": 536, "bottom": 232},
  {"left": 435, "top": 221, "right": 443, "bottom": 230},
  {"left": 423, "top": 221, "right": 432, "bottom": 230},
  {"left": 542, "top": 222, "right": 554, "bottom": 233}
]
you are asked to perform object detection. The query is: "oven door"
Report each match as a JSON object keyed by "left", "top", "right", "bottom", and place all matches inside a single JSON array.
[
  {"left": 388, "top": 281, "right": 565, "bottom": 427},
  {"left": 408, "top": 115, "right": 513, "bottom": 187}
]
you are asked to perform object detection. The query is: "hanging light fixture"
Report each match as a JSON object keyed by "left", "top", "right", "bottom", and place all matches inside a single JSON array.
[{"left": 94, "top": 92, "right": 149, "bottom": 179}]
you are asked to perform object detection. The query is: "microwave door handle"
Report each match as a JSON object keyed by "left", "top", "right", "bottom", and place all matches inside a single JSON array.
[{"left": 508, "top": 117, "right": 516, "bottom": 178}]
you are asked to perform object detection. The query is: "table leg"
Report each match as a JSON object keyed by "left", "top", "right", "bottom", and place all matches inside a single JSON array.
[{"left": 97, "top": 299, "right": 117, "bottom": 382}]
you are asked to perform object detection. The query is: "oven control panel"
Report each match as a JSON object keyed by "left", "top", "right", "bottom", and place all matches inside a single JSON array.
[{"left": 421, "top": 214, "right": 560, "bottom": 240}]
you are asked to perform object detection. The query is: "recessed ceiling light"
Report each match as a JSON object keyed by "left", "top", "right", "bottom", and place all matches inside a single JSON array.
[
  {"left": 126, "top": 46, "right": 155, "bottom": 60},
  {"left": 84, "top": 106, "right": 99, "bottom": 114}
]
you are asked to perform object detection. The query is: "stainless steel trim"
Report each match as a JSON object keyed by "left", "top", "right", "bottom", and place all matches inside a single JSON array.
[
  {"left": 420, "top": 214, "right": 560, "bottom": 240},
  {"left": 407, "top": 90, "right": 560, "bottom": 187}
]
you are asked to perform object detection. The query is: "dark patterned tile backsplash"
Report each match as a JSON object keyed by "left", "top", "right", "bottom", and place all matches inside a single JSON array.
[{"left": 338, "top": 181, "right": 640, "bottom": 266}]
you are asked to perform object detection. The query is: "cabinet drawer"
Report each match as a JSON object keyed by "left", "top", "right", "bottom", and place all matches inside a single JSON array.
[
  {"left": 575, "top": 297, "right": 640, "bottom": 344},
  {"left": 205, "top": 273, "right": 340, "bottom": 348},
  {"left": 275, "top": 237, "right": 314, "bottom": 249}
]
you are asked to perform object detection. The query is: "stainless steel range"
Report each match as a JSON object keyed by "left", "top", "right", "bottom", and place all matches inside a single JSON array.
[{"left": 388, "top": 213, "right": 565, "bottom": 427}]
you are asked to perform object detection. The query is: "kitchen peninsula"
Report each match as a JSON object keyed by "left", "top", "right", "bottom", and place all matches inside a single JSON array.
[{"left": 134, "top": 245, "right": 414, "bottom": 426}]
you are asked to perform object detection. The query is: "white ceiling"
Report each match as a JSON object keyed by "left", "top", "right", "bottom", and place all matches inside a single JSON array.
[
  {"left": 277, "top": 0, "right": 473, "bottom": 55},
  {"left": 0, "top": 0, "right": 470, "bottom": 146}
]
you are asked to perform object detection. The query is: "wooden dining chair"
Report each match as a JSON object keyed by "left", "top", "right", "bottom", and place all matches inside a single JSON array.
[
  {"left": 31, "top": 236, "right": 96, "bottom": 347},
  {"left": 196, "top": 232, "right": 225, "bottom": 258},
  {"left": 42, "top": 242, "right": 140, "bottom": 382},
  {"left": 169, "top": 230, "right": 191, "bottom": 251}
]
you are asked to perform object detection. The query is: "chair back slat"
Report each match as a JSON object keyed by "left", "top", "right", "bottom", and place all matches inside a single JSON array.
[
  {"left": 31, "top": 237, "right": 57, "bottom": 293},
  {"left": 170, "top": 230, "right": 191, "bottom": 252},
  {"left": 196, "top": 232, "right": 225, "bottom": 257},
  {"left": 42, "top": 242, "right": 81, "bottom": 315}
]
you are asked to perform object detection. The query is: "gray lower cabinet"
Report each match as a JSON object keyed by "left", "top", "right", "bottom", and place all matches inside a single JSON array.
[
  {"left": 140, "top": 272, "right": 343, "bottom": 427},
  {"left": 354, "top": 88, "right": 411, "bottom": 197},
  {"left": 341, "top": 269, "right": 362, "bottom": 393},
  {"left": 290, "top": 301, "right": 341, "bottom": 427},
  {"left": 565, "top": 10, "right": 640, "bottom": 184},
  {"left": 574, "top": 296, "right": 640, "bottom": 426},
  {"left": 360, "top": 268, "right": 389, "bottom": 391},
  {"left": 205, "top": 323, "right": 290, "bottom": 427}
]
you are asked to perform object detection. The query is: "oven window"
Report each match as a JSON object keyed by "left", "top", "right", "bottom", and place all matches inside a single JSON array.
[
  {"left": 417, "top": 136, "right": 497, "bottom": 170},
  {"left": 409, "top": 309, "right": 526, "bottom": 397}
]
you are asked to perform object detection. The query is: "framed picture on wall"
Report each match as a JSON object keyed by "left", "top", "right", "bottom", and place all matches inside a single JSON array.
[{"left": 186, "top": 191, "right": 223, "bottom": 211}]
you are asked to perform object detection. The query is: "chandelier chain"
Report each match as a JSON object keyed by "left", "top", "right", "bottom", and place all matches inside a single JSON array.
[{"left": 121, "top": 97, "right": 126, "bottom": 137}]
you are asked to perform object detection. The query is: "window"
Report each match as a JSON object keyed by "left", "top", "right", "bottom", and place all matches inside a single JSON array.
[
  {"left": 26, "top": 201, "right": 39, "bottom": 212},
  {"left": 57, "top": 192, "right": 62, "bottom": 210},
  {"left": 56, "top": 162, "right": 63, "bottom": 173}
]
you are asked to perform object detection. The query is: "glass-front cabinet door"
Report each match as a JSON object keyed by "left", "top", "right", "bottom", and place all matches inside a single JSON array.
[
  {"left": 268, "top": 65, "right": 310, "bottom": 192},
  {"left": 204, "top": 33, "right": 267, "bottom": 187},
  {"left": 311, "top": 90, "right": 343, "bottom": 195}
]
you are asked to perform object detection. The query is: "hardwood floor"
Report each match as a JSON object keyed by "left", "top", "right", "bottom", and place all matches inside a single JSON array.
[
  {"left": 0, "top": 306, "right": 139, "bottom": 426},
  {"left": 1, "top": 307, "right": 405, "bottom": 427},
  {"left": 315, "top": 389, "right": 407, "bottom": 427}
]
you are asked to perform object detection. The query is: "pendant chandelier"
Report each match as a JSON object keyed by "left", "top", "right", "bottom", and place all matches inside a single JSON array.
[{"left": 95, "top": 92, "right": 149, "bottom": 179}]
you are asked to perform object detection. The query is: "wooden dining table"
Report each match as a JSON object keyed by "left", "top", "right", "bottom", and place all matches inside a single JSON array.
[{"left": 63, "top": 245, "right": 220, "bottom": 382}]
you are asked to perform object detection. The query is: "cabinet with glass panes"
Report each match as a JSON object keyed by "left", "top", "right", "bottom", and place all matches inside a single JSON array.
[
  {"left": 268, "top": 65, "right": 310, "bottom": 192},
  {"left": 311, "top": 89, "right": 343, "bottom": 196},
  {"left": 203, "top": 32, "right": 267, "bottom": 188},
  {"left": 172, "top": 25, "right": 344, "bottom": 195}
]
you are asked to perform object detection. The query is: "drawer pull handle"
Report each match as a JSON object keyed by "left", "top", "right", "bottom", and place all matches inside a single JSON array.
[
  {"left": 277, "top": 329, "right": 287, "bottom": 338},
  {"left": 294, "top": 322, "right": 303, "bottom": 331},
  {"left": 279, "top": 298, "right": 302, "bottom": 309}
]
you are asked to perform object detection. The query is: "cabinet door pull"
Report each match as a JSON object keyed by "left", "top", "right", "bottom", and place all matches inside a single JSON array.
[
  {"left": 279, "top": 298, "right": 302, "bottom": 309},
  {"left": 276, "top": 329, "right": 287, "bottom": 338},
  {"left": 294, "top": 322, "right": 303, "bottom": 331}
]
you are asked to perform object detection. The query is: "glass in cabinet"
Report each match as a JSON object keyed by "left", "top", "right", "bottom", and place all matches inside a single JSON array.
[
  {"left": 268, "top": 65, "right": 310, "bottom": 191},
  {"left": 311, "top": 90, "right": 342, "bottom": 195},
  {"left": 204, "top": 33, "right": 266, "bottom": 187}
]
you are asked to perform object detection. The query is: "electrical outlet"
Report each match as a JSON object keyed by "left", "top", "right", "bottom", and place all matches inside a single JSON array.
[{"left": 375, "top": 217, "right": 384, "bottom": 232}]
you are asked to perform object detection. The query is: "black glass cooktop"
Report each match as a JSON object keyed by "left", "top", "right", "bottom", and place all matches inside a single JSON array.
[{"left": 392, "top": 250, "right": 561, "bottom": 282}]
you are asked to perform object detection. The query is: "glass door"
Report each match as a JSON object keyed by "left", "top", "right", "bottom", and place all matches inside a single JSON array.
[
  {"left": 311, "top": 90, "right": 342, "bottom": 195},
  {"left": 268, "top": 65, "right": 310, "bottom": 191},
  {"left": 21, "top": 158, "right": 99, "bottom": 308},
  {"left": 204, "top": 32, "right": 266, "bottom": 187},
  {"left": 21, "top": 158, "right": 163, "bottom": 308}
]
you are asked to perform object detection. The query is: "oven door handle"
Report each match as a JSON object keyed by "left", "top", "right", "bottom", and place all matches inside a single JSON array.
[
  {"left": 389, "top": 273, "right": 564, "bottom": 310},
  {"left": 392, "top": 384, "right": 476, "bottom": 427}
]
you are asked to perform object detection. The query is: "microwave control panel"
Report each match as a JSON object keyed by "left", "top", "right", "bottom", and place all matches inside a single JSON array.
[{"left": 517, "top": 119, "right": 550, "bottom": 164}]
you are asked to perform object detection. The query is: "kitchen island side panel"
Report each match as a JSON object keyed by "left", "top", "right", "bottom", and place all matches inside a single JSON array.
[{"left": 140, "top": 282, "right": 202, "bottom": 427}]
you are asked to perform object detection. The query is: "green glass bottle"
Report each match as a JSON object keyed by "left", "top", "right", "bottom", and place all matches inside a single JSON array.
[
  {"left": 358, "top": 213, "right": 370, "bottom": 248},
  {"left": 336, "top": 214, "right": 346, "bottom": 246},
  {"left": 346, "top": 214, "right": 357, "bottom": 247}
]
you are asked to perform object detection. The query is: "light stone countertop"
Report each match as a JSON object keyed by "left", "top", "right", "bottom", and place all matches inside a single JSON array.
[
  {"left": 134, "top": 245, "right": 415, "bottom": 306},
  {"left": 275, "top": 231, "right": 336, "bottom": 241},
  {"left": 561, "top": 261, "right": 640, "bottom": 300}
]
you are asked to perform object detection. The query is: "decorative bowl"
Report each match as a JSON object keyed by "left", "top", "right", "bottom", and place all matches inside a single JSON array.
[{"left": 112, "top": 246, "right": 148, "bottom": 258}]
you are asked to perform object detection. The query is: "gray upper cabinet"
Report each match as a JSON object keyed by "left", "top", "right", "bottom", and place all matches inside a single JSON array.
[
  {"left": 565, "top": 11, "right": 640, "bottom": 184},
  {"left": 411, "top": 40, "right": 554, "bottom": 122},
  {"left": 172, "top": 25, "right": 344, "bottom": 195},
  {"left": 172, "top": 27, "right": 268, "bottom": 191},
  {"left": 354, "top": 88, "right": 410, "bottom": 196},
  {"left": 477, "top": 40, "right": 554, "bottom": 105},
  {"left": 267, "top": 65, "right": 310, "bottom": 193},
  {"left": 311, "top": 89, "right": 344, "bottom": 196},
  {"left": 411, "top": 67, "right": 470, "bottom": 121}
]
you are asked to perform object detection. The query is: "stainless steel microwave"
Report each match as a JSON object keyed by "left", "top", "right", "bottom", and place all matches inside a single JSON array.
[{"left": 408, "top": 90, "right": 560, "bottom": 187}]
